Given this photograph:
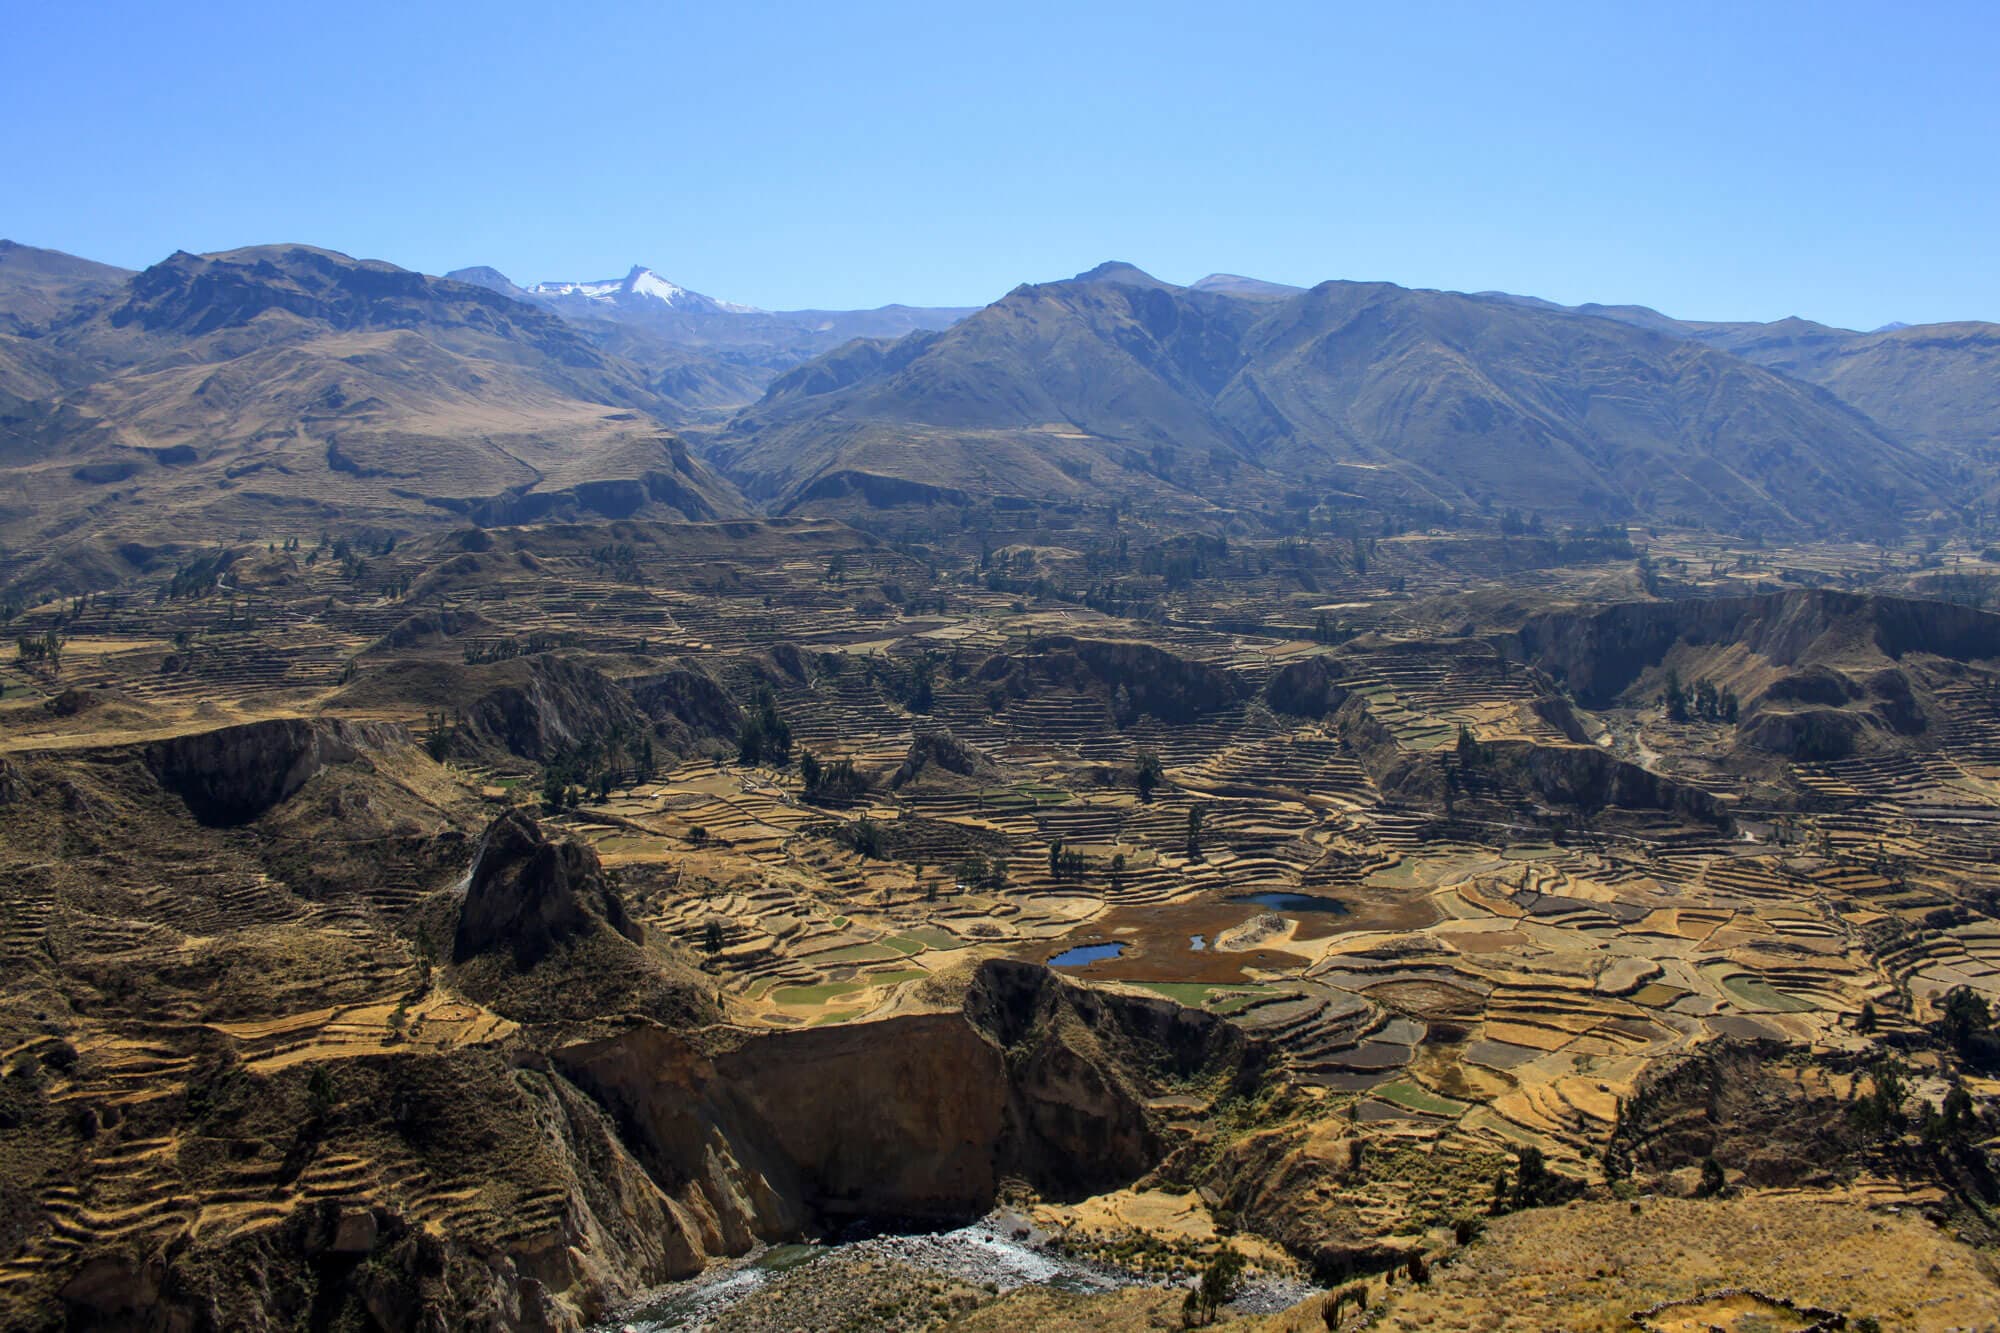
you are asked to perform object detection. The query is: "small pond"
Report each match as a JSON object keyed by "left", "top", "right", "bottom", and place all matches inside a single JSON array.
[
  {"left": 1047, "top": 941, "right": 1126, "bottom": 967},
  {"left": 1226, "top": 892, "right": 1349, "bottom": 914}
]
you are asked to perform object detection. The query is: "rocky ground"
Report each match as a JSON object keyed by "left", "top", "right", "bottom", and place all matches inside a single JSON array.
[{"left": 603, "top": 1211, "right": 1321, "bottom": 1332}]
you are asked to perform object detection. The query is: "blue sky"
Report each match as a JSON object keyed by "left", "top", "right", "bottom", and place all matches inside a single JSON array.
[{"left": 6, "top": 0, "right": 1995, "bottom": 328}]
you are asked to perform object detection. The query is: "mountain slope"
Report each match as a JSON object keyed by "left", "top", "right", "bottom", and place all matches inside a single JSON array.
[
  {"left": 0, "top": 240, "right": 134, "bottom": 336},
  {"left": 0, "top": 245, "right": 749, "bottom": 561},
  {"left": 1486, "top": 294, "right": 2000, "bottom": 475},
  {"left": 1681, "top": 319, "right": 2000, "bottom": 467},
  {"left": 712, "top": 265, "right": 1945, "bottom": 531}
]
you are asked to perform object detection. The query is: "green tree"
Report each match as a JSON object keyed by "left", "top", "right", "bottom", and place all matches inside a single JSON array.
[
  {"left": 1940, "top": 986, "right": 1990, "bottom": 1057},
  {"left": 305, "top": 1065, "right": 338, "bottom": 1122},
  {"left": 1183, "top": 1247, "right": 1244, "bottom": 1326},
  {"left": 1663, "top": 668, "right": 1689, "bottom": 722},
  {"left": 847, "top": 818, "right": 884, "bottom": 859},
  {"left": 1135, "top": 749, "right": 1164, "bottom": 802},
  {"left": 737, "top": 714, "right": 766, "bottom": 765}
]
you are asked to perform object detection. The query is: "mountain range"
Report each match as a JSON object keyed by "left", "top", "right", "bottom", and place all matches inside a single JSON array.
[
  {"left": 711, "top": 262, "right": 1952, "bottom": 532},
  {"left": 2, "top": 236, "right": 1997, "bottom": 593},
  {"left": 0, "top": 242, "right": 751, "bottom": 587},
  {"left": 444, "top": 261, "right": 976, "bottom": 391},
  {"left": 1483, "top": 290, "right": 2000, "bottom": 480}
]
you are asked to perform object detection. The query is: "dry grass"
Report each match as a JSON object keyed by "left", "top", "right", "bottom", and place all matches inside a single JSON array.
[{"left": 1358, "top": 1192, "right": 2000, "bottom": 1332}]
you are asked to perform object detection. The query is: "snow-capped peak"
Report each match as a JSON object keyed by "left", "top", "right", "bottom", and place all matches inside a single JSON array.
[
  {"left": 628, "top": 267, "right": 687, "bottom": 303},
  {"left": 524, "top": 265, "right": 760, "bottom": 314}
]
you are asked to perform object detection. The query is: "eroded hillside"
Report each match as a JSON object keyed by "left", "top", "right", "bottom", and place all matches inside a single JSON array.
[{"left": 0, "top": 513, "right": 1997, "bottom": 1330}]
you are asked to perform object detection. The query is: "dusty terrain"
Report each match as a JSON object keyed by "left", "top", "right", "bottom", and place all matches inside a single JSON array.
[{"left": 0, "top": 512, "right": 1997, "bottom": 1331}]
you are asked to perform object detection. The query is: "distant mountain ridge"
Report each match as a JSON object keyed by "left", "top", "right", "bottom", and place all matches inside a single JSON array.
[
  {"left": 445, "top": 261, "right": 976, "bottom": 382},
  {"left": 1473, "top": 290, "right": 2000, "bottom": 481},
  {"left": 453, "top": 263, "right": 762, "bottom": 316},
  {"left": 2, "top": 238, "right": 1996, "bottom": 583},
  {"left": 0, "top": 243, "right": 750, "bottom": 579},
  {"left": 711, "top": 262, "right": 1947, "bottom": 532}
]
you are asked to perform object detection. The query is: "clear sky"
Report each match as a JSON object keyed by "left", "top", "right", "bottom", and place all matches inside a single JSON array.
[{"left": 6, "top": 0, "right": 1995, "bottom": 328}]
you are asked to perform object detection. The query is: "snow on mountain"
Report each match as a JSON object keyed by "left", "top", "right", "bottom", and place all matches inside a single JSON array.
[{"left": 525, "top": 265, "right": 761, "bottom": 315}]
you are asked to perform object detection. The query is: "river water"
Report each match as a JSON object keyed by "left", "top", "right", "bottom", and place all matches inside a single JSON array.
[{"left": 597, "top": 1209, "right": 1317, "bottom": 1330}]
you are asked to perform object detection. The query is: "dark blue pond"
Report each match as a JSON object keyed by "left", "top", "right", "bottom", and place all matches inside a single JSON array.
[
  {"left": 1048, "top": 941, "right": 1126, "bottom": 967},
  {"left": 1227, "top": 892, "right": 1349, "bottom": 915}
]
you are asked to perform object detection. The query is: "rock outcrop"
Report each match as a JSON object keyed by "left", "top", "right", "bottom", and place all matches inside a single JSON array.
[
  {"left": 1503, "top": 590, "right": 2000, "bottom": 761},
  {"left": 144, "top": 717, "right": 405, "bottom": 826},
  {"left": 551, "top": 960, "right": 1264, "bottom": 1271},
  {"left": 1336, "top": 696, "right": 1724, "bottom": 825},
  {"left": 452, "top": 656, "right": 650, "bottom": 762},
  {"left": 976, "top": 637, "right": 1245, "bottom": 724},
  {"left": 626, "top": 665, "right": 742, "bottom": 754},
  {"left": 1506, "top": 591, "right": 2000, "bottom": 704},
  {"left": 890, "top": 730, "right": 997, "bottom": 789},
  {"left": 452, "top": 810, "right": 641, "bottom": 967}
]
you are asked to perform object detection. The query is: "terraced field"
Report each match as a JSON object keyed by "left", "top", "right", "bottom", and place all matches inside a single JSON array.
[{"left": 4, "top": 518, "right": 2000, "bottom": 1329}]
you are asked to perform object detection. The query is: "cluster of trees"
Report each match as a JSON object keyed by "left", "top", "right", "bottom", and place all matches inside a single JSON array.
[
  {"left": 323, "top": 533, "right": 395, "bottom": 583},
  {"left": 1456, "top": 724, "right": 1483, "bottom": 770},
  {"left": 1662, "top": 670, "right": 1739, "bottom": 723},
  {"left": 1310, "top": 612, "right": 1347, "bottom": 645},
  {"left": 855, "top": 652, "right": 935, "bottom": 713},
  {"left": 834, "top": 817, "right": 885, "bottom": 858},
  {"left": 1320, "top": 1281, "right": 1371, "bottom": 1328},
  {"left": 736, "top": 690, "right": 792, "bottom": 765},
  {"left": 540, "top": 727, "right": 658, "bottom": 809},
  {"left": 463, "top": 632, "right": 570, "bottom": 665},
  {"left": 1489, "top": 1146, "right": 1581, "bottom": 1215},
  {"left": 419, "top": 710, "right": 464, "bottom": 761},
  {"left": 1346, "top": 530, "right": 1377, "bottom": 575},
  {"left": 1181, "top": 1247, "right": 1243, "bottom": 1327},
  {"left": 1842, "top": 993, "right": 1991, "bottom": 1154},
  {"left": 1047, "top": 838, "right": 1088, "bottom": 881},
  {"left": 591, "top": 542, "right": 646, "bottom": 583},
  {"left": 1850, "top": 1057, "right": 1910, "bottom": 1140},
  {"left": 14, "top": 627, "right": 62, "bottom": 674},
  {"left": 952, "top": 852, "right": 1010, "bottom": 890},
  {"left": 799, "top": 750, "right": 869, "bottom": 803},
  {"left": 1138, "top": 535, "right": 1229, "bottom": 589},
  {"left": 1939, "top": 984, "right": 1998, "bottom": 1069}
]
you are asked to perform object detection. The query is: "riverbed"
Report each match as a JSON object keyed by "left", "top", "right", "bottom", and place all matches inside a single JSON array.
[{"left": 596, "top": 1209, "right": 1318, "bottom": 1330}]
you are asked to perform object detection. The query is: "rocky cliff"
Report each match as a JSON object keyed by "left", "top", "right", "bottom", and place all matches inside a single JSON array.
[
  {"left": 144, "top": 717, "right": 407, "bottom": 826},
  {"left": 452, "top": 810, "right": 643, "bottom": 966},
  {"left": 552, "top": 960, "right": 1263, "bottom": 1265},
  {"left": 1335, "top": 696, "right": 1724, "bottom": 825},
  {"left": 976, "top": 637, "right": 1245, "bottom": 724},
  {"left": 1502, "top": 589, "right": 2000, "bottom": 761}
]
